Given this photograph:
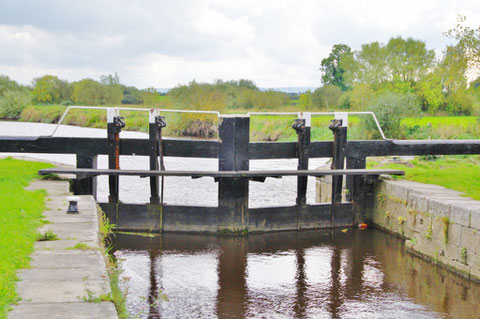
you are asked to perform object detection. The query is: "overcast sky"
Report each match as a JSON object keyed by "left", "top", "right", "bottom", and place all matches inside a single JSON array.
[{"left": 0, "top": 0, "right": 479, "bottom": 88}]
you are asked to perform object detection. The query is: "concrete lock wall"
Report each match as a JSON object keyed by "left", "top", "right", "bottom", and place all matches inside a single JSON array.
[{"left": 316, "top": 176, "right": 480, "bottom": 281}]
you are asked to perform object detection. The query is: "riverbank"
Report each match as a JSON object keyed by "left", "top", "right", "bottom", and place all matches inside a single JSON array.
[
  {"left": 0, "top": 158, "right": 52, "bottom": 317},
  {"left": 0, "top": 158, "right": 117, "bottom": 318}
]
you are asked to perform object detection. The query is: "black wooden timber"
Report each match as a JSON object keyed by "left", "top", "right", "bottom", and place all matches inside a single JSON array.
[
  {"left": 345, "top": 140, "right": 480, "bottom": 157},
  {"left": 1, "top": 137, "right": 479, "bottom": 158},
  {"left": 149, "top": 121, "right": 163, "bottom": 203},
  {"left": 101, "top": 202, "right": 354, "bottom": 233},
  {"left": 0, "top": 136, "right": 219, "bottom": 157},
  {"left": 107, "top": 119, "right": 120, "bottom": 202},
  {"left": 249, "top": 142, "right": 298, "bottom": 159},
  {"left": 294, "top": 120, "right": 310, "bottom": 206},
  {"left": 330, "top": 122, "right": 347, "bottom": 205},
  {"left": 346, "top": 157, "right": 367, "bottom": 223},
  {"left": 39, "top": 167, "right": 405, "bottom": 178},
  {"left": 72, "top": 154, "right": 97, "bottom": 198},
  {"left": 218, "top": 116, "right": 250, "bottom": 231}
]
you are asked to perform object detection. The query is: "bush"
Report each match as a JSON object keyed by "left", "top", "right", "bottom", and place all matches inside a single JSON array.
[
  {"left": 0, "top": 90, "right": 31, "bottom": 119},
  {"left": 363, "top": 91, "right": 421, "bottom": 139},
  {"left": 445, "top": 89, "right": 475, "bottom": 115}
]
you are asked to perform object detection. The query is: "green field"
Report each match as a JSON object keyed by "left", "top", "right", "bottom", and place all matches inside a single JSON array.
[
  {"left": 401, "top": 116, "right": 478, "bottom": 128},
  {"left": 368, "top": 155, "right": 480, "bottom": 200},
  {"left": 0, "top": 158, "right": 52, "bottom": 317}
]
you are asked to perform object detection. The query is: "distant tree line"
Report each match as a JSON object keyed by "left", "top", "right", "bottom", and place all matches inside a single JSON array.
[
  {"left": 303, "top": 16, "right": 480, "bottom": 119},
  {"left": 168, "top": 79, "right": 289, "bottom": 112}
]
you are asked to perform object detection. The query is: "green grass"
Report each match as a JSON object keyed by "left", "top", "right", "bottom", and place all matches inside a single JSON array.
[
  {"left": 368, "top": 155, "right": 480, "bottom": 200},
  {"left": 401, "top": 116, "right": 478, "bottom": 128},
  {"left": 36, "top": 229, "right": 58, "bottom": 241},
  {"left": 0, "top": 158, "right": 53, "bottom": 317}
]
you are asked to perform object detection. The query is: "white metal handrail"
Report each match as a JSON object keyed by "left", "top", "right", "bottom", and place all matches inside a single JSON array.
[
  {"left": 248, "top": 111, "right": 388, "bottom": 140},
  {"left": 45, "top": 106, "right": 387, "bottom": 140},
  {"left": 46, "top": 106, "right": 221, "bottom": 137}
]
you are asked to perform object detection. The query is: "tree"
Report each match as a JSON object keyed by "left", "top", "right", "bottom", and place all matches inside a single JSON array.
[
  {"left": 0, "top": 90, "right": 30, "bottom": 119},
  {"left": 122, "top": 86, "right": 143, "bottom": 105},
  {"left": 311, "top": 85, "right": 342, "bottom": 109},
  {"left": 71, "top": 78, "right": 122, "bottom": 105},
  {"left": 445, "top": 15, "right": 480, "bottom": 72},
  {"left": 415, "top": 71, "right": 445, "bottom": 112},
  {"left": 0, "top": 75, "right": 22, "bottom": 96},
  {"left": 169, "top": 81, "right": 227, "bottom": 111},
  {"left": 320, "top": 44, "right": 352, "bottom": 91},
  {"left": 298, "top": 91, "right": 313, "bottom": 110},
  {"left": 364, "top": 91, "right": 421, "bottom": 139},
  {"left": 439, "top": 44, "right": 468, "bottom": 94},
  {"left": 385, "top": 37, "right": 435, "bottom": 83},
  {"left": 342, "top": 41, "right": 388, "bottom": 88},
  {"left": 349, "top": 83, "right": 374, "bottom": 109},
  {"left": 32, "top": 75, "right": 71, "bottom": 104},
  {"left": 141, "top": 87, "right": 162, "bottom": 106},
  {"left": 342, "top": 37, "right": 435, "bottom": 89},
  {"left": 100, "top": 73, "right": 120, "bottom": 86}
]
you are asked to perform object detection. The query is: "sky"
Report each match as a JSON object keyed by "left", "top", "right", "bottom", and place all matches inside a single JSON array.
[{"left": 0, "top": 0, "right": 479, "bottom": 89}]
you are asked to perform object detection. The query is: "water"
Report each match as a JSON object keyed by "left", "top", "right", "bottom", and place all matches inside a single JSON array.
[
  {"left": 2, "top": 121, "right": 480, "bottom": 318},
  {"left": 112, "top": 229, "right": 480, "bottom": 319}
]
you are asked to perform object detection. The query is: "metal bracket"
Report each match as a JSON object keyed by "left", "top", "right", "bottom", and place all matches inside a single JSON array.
[
  {"left": 329, "top": 119, "right": 343, "bottom": 131},
  {"left": 113, "top": 116, "right": 126, "bottom": 133},
  {"left": 155, "top": 115, "right": 167, "bottom": 128},
  {"left": 292, "top": 118, "right": 306, "bottom": 133}
]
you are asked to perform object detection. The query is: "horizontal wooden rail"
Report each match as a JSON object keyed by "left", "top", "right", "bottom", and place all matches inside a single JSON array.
[
  {"left": 39, "top": 167, "right": 404, "bottom": 179},
  {"left": 1, "top": 136, "right": 479, "bottom": 159},
  {"left": 0, "top": 136, "right": 220, "bottom": 158}
]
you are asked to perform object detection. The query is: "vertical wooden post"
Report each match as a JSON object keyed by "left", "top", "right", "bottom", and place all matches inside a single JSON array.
[
  {"left": 293, "top": 112, "right": 311, "bottom": 206},
  {"left": 218, "top": 115, "right": 249, "bottom": 232},
  {"left": 346, "top": 157, "right": 367, "bottom": 222},
  {"left": 73, "top": 153, "right": 97, "bottom": 198},
  {"left": 107, "top": 108, "right": 124, "bottom": 203},
  {"left": 149, "top": 109, "right": 166, "bottom": 204},
  {"left": 330, "top": 120, "right": 347, "bottom": 204}
]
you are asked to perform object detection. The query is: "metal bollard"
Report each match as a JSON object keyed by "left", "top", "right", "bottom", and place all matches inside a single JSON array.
[{"left": 67, "top": 196, "right": 80, "bottom": 214}]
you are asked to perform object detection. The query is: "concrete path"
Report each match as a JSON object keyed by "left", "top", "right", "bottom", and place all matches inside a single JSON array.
[{"left": 8, "top": 180, "right": 118, "bottom": 319}]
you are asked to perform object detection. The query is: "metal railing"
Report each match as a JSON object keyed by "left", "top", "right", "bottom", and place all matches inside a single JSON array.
[
  {"left": 45, "top": 106, "right": 387, "bottom": 140},
  {"left": 46, "top": 106, "right": 221, "bottom": 137},
  {"left": 248, "top": 111, "right": 388, "bottom": 140}
]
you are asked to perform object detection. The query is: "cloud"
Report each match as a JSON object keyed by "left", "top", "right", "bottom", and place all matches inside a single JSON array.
[{"left": 0, "top": 0, "right": 478, "bottom": 87}]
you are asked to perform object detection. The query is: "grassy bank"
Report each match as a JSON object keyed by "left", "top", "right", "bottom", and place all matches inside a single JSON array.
[
  {"left": 368, "top": 155, "right": 480, "bottom": 200},
  {"left": 0, "top": 158, "right": 52, "bottom": 317},
  {"left": 14, "top": 105, "right": 480, "bottom": 141}
]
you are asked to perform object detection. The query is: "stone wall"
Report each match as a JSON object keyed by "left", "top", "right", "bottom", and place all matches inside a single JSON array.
[{"left": 316, "top": 176, "right": 480, "bottom": 281}]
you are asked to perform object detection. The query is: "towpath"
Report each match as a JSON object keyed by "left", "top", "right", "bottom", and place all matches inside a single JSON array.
[{"left": 8, "top": 180, "right": 118, "bottom": 319}]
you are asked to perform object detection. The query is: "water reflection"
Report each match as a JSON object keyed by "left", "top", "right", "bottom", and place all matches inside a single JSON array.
[{"left": 111, "top": 229, "right": 480, "bottom": 319}]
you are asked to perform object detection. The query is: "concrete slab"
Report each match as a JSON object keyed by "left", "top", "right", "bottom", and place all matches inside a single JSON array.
[
  {"left": 8, "top": 302, "right": 117, "bottom": 319},
  {"left": 30, "top": 251, "right": 105, "bottom": 269},
  {"left": 18, "top": 266, "right": 108, "bottom": 283},
  {"left": 16, "top": 280, "right": 110, "bottom": 303}
]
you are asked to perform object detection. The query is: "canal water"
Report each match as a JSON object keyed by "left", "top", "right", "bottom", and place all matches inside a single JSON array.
[{"left": 2, "top": 121, "right": 480, "bottom": 318}]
